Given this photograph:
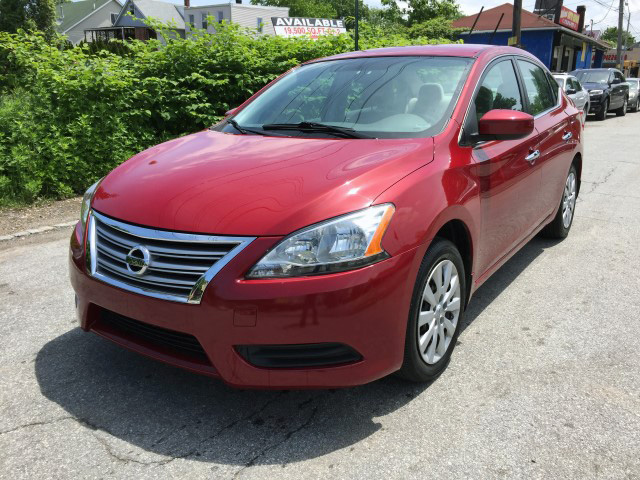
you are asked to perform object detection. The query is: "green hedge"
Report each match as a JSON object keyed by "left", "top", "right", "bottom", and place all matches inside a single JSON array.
[{"left": 0, "top": 23, "right": 458, "bottom": 205}]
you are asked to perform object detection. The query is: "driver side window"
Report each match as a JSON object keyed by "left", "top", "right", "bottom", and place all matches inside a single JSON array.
[{"left": 474, "top": 60, "right": 524, "bottom": 121}]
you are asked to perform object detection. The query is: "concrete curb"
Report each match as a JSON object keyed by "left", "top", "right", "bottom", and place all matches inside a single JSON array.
[{"left": 0, "top": 221, "right": 77, "bottom": 242}]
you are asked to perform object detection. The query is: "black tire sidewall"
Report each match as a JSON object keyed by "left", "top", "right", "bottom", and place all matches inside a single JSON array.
[{"left": 399, "top": 238, "right": 467, "bottom": 382}]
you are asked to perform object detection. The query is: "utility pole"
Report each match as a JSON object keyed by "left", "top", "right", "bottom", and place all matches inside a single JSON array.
[
  {"left": 512, "top": 0, "right": 522, "bottom": 47},
  {"left": 354, "top": 0, "right": 359, "bottom": 51},
  {"left": 624, "top": 1, "right": 631, "bottom": 74},
  {"left": 616, "top": 0, "right": 624, "bottom": 69}
]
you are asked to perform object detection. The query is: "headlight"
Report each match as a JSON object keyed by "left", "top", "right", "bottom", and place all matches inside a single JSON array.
[
  {"left": 247, "top": 204, "right": 395, "bottom": 278},
  {"left": 589, "top": 89, "right": 603, "bottom": 95},
  {"left": 80, "top": 179, "right": 102, "bottom": 231},
  {"left": 630, "top": 91, "right": 637, "bottom": 98}
]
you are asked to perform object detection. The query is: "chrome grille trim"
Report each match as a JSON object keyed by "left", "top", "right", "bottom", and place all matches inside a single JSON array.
[{"left": 86, "top": 210, "right": 255, "bottom": 304}]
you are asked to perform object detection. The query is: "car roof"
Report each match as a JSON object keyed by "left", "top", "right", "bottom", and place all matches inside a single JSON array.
[{"left": 305, "top": 44, "right": 528, "bottom": 64}]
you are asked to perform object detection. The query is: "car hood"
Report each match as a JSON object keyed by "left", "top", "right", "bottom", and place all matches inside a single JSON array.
[
  {"left": 92, "top": 130, "right": 433, "bottom": 235},
  {"left": 582, "top": 82, "right": 608, "bottom": 91}
]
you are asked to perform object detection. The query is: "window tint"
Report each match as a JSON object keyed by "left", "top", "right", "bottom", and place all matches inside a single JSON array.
[
  {"left": 615, "top": 71, "right": 625, "bottom": 82},
  {"left": 474, "top": 60, "right": 523, "bottom": 120},
  {"left": 517, "top": 60, "right": 556, "bottom": 115},
  {"left": 573, "top": 78, "right": 583, "bottom": 90}
]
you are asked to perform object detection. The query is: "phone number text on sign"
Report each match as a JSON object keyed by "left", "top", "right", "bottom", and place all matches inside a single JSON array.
[{"left": 278, "top": 26, "right": 343, "bottom": 38}]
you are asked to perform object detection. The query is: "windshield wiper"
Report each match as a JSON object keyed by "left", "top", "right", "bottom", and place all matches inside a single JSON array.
[
  {"left": 261, "top": 121, "right": 373, "bottom": 139},
  {"left": 226, "top": 118, "right": 270, "bottom": 136}
]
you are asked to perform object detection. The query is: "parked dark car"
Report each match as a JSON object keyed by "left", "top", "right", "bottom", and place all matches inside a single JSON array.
[{"left": 571, "top": 68, "right": 629, "bottom": 120}]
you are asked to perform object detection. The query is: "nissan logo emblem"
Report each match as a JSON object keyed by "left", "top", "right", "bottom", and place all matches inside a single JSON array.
[{"left": 125, "top": 245, "right": 151, "bottom": 276}]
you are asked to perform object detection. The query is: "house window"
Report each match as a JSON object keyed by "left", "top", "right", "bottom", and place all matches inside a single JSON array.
[
  {"left": 110, "top": 12, "right": 117, "bottom": 24},
  {"left": 188, "top": 14, "right": 194, "bottom": 27},
  {"left": 201, "top": 12, "right": 208, "bottom": 29},
  {"left": 257, "top": 17, "right": 263, "bottom": 32},
  {"left": 217, "top": 11, "right": 224, "bottom": 23},
  {"left": 128, "top": 3, "right": 134, "bottom": 15}
]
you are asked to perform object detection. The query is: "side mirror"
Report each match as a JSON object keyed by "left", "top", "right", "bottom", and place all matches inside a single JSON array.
[
  {"left": 225, "top": 107, "right": 239, "bottom": 116},
  {"left": 566, "top": 87, "right": 577, "bottom": 95},
  {"left": 611, "top": 78, "right": 621, "bottom": 85},
  {"left": 477, "top": 109, "right": 535, "bottom": 141}
]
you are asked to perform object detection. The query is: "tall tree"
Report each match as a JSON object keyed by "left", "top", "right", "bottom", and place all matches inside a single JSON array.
[
  {"left": 251, "top": 0, "right": 368, "bottom": 20},
  {"left": 601, "top": 26, "right": 635, "bottom": 47},
  {"left": 0, "top": 0, "right": 57, "bottom": 36},
  {"left": 381, "top": 0, "right": 460, "bottom": 26}
]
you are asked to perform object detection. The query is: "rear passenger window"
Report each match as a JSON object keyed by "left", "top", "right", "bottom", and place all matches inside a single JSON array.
[
  {"left": 474, "top": 60, "right": 523, "bottom": 120},
  {"left": 517, "top": 60, "right": 556, "bottom": 115}
]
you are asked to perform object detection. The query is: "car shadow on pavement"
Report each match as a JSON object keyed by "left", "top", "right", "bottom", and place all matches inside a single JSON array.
[{"left": 34, "top": 237, "right": 557, "bottom": 466}]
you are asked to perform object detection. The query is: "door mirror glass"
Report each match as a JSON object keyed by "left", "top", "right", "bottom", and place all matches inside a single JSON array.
[{"left": 477, "top": 109, "right": 535, "bottom": 141}]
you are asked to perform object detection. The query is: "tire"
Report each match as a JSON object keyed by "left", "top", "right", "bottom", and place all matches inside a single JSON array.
[
  {"left": 541, "top": 164, "right": 578, "bottom": 239},
  {"left": 595, "top": 99, "right": 608, "bottom": 121},
  {"left": 397, "top": 238, "right": 466, "bottom": 383},
  {"left": 632, "top": 99, "right": 639, "bottom": 113},
  {"left": 616, "top": 97, "right": 627, "bottom": 116}
]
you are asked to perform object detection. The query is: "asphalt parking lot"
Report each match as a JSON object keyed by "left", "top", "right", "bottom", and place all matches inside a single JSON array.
[{"left": 1, "top": 112, "right": 640, "bottom": 479}]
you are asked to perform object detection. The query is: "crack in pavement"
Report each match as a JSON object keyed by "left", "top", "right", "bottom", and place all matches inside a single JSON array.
[
  {"left": 231, "top": 397, "right": 325, "bottom": 479},
  {"left": 580, "top": 165, "right": 617, "bottom": 198},
  {"left": 0, "top": 416, "right": 75, "bottom": 436}
]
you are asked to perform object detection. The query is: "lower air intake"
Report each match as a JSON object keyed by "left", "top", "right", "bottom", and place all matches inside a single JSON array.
[{"left": 235, "top": 343, "right": 362, "bottom": 368}]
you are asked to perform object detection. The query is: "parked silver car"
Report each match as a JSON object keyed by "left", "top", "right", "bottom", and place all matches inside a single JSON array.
[
  {"left": 626, "top": 78, "right": 639, "bottom": 112},
  {"left": 553, "top": 73, "right": 589, "bottom": 119}
]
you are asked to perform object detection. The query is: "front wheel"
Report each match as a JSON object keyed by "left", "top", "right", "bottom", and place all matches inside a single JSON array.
[
  {"left": 397, "top": 238, "right": 466, "bottom": 382},
  {"left": 616, "top": 97, "right": 627, "bottom": 116},
  {"left": 596, "top": 99, "right": 608, "bottom": 121},
  {"left": 541, "top": 164, "right": 578, "bottom": 239}
]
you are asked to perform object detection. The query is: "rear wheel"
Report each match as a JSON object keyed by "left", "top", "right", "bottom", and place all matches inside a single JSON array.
[
  {"left": 595, "top": 99, "right": 608, "bottom": 120},
  {"left": 397, "top": 238, "right": 466, "bottom": 382},
  {"left": 616, "top": 97, "right": 627, "bottom": 116},
  {"left": 632, "top": 99, "right": 639, "bottom": 113},
  {"left": 541, "top": 164, "right": 578, "bottom": 239}
]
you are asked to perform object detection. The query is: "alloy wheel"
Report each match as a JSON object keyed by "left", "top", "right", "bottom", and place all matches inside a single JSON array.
[
  {"left": 562, "top": 171, "right": 577, "bottom": 228},
  {"left": 417, "top": 260, "right": 461, "bottom": 364}
]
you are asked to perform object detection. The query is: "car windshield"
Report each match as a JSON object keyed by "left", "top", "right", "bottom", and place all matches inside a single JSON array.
[
  {"left": 226, "top": 56, "right": 473, "bottom": 139},
  {"left": 627, "top": 80, "right": 639, "bottom": 90},
  {"left": 573, "top": 71, "right": 610, "bottom": 83}
]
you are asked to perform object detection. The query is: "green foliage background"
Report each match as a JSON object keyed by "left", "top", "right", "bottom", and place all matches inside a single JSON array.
[{"left": 0, "top": 22, "right": 459, "bottom": 205}]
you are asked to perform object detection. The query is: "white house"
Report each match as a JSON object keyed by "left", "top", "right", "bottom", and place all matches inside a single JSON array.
[{"left": 184, "top": 2, "right": 289, "bottom": 36}]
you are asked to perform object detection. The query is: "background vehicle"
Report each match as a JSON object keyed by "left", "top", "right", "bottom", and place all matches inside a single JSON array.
[
  {"left": 571, "top": 68, "right": 629, "bottom": 120},
  {"left": 70, "top": 45, "right": 583, "bottom": 388},
  {"left": 553, "top": 73, "right": 589, "bottom": 121},
  {"left": 627, "top": 78, "right": 639, "bottom": 112}
]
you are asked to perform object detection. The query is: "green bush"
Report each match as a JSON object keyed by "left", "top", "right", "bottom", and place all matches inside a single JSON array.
[{"left": 0, "top": 23, "right": 459, "bottom": 205}]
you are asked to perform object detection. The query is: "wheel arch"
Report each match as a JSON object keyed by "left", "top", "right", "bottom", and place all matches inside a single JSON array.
[
  {"left": 572, "top": 152, "right": 582, "bottom": 194},
  {"left": 432, "top": 219, "right": 474, "bottom": 307}
]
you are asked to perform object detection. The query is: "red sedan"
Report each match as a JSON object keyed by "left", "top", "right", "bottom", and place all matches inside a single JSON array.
[{"left": 69, "top": 44, "right": 582, "bottom": 388}]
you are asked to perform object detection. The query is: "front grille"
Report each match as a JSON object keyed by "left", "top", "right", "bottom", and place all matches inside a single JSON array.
[
  {"left": 235, "top": 343, "right": 362, "bottom": 368},
  {"left": 86, "top": 211, "right": 255, "bottom": 303},
  {"left": 96, "top": 308, "right": 210, "bottom": 364}
]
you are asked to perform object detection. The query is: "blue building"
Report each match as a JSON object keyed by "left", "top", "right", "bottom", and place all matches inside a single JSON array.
[{"left": 453, "top": 3, "right": 609, "bottom": 72}]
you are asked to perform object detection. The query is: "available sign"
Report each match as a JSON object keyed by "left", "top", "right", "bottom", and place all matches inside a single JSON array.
[
  {"left": 558, "top": 6, "right": 580, "bottom": 31},
  {"left": 271, "top": 17, "right": 346, "bottom": 38}
]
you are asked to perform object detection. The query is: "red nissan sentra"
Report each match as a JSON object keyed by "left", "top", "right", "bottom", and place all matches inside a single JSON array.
[{"left": 69, "top": 44, "right": 582, "bottom": 388}]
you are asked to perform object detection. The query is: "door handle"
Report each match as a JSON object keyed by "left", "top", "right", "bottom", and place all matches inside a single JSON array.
[
  {"left": 525, "top": 150, "right": 540, "bottom": 163},
  {"left": 562, "top": 132, "right": 572, "bottom": 141}
]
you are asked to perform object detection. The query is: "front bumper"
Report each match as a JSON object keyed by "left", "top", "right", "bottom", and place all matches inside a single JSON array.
[
  {"left": 69, "top": 223, "right": 421, "bottom": 388},
  {"left": 588, "top": 96, "right": 605, "bottom": 113}
]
